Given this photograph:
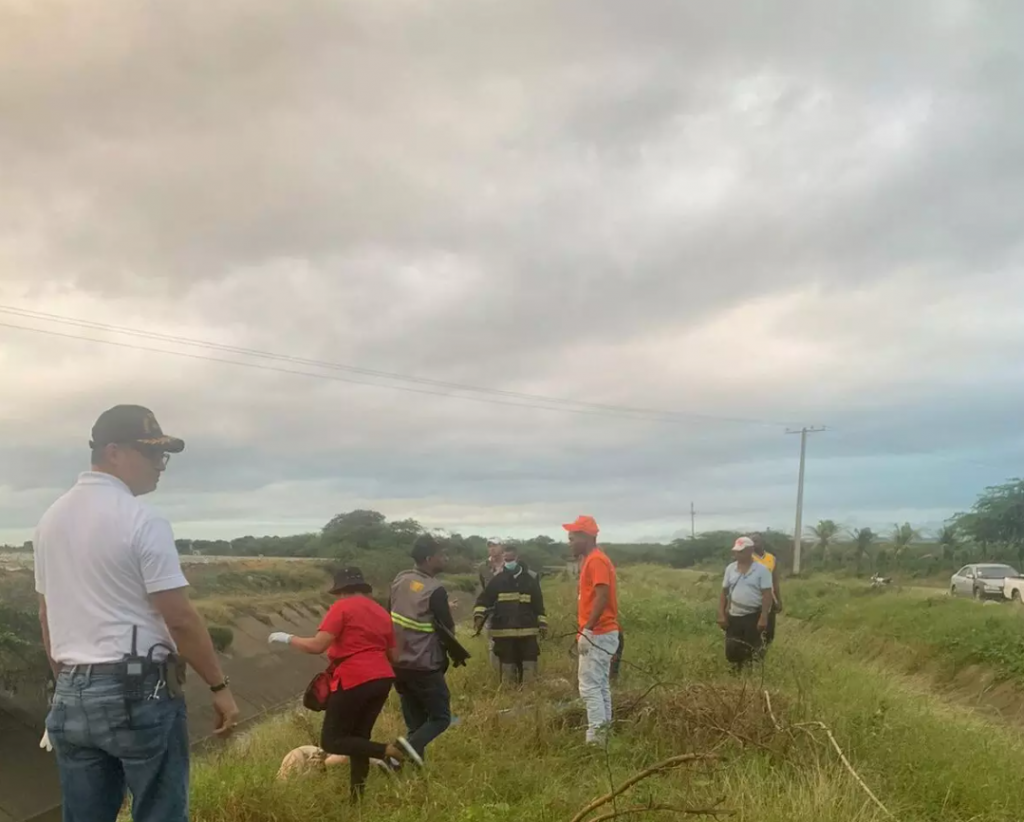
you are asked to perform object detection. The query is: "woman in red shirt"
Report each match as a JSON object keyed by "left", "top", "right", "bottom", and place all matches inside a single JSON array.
[{"left": 268, "top": 567, "right": 419, "bottom": 800}]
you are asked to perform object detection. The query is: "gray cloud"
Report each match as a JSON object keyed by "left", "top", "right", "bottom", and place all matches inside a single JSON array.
[{"left": 2, "top": 0, "right": 1023, "bottom": 543}]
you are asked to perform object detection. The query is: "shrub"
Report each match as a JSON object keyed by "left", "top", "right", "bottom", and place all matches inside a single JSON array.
[{"left": 208, "top": 625, "right": 234, "bottom": 652}]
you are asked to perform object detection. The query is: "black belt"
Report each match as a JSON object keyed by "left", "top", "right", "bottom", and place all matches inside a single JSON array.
[{"left": 60, "top": 661, "right": 166, "bottom": 676}]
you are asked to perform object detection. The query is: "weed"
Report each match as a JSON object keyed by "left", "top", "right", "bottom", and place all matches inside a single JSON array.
[{"left": 208, "top": 626, "right": 235, "bottom": 652}]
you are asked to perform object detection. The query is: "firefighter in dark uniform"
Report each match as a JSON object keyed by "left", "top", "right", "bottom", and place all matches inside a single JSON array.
[{"left": 473, "top": 544, "right": 547, "bottom": 685}]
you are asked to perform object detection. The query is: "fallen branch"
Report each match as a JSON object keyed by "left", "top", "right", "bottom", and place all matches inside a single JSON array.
[
  {"left": 586, "top": 803, "right": 735, "bottom": 822},
  {"left": 706, "top": 722, "right": 777, "bottom": 755},
  {"left": 762, "top": 690, "right": 782, "bottom": 731},
  {"left": 568, "top": 753, "right": 720, "bottom": 822},
  {"left": 793, "top": 721, "right": 896, "bottom": 821}
]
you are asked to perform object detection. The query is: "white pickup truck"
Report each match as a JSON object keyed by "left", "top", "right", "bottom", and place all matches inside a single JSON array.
[{"left": 1005, "top": 573, "right": 1024, "bottom": 602}]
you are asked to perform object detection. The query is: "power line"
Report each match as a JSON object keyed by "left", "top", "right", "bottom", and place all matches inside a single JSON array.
[
  {"left": 0, "top": 305, "right": 801, "bottom": 428},
  {"left": 0, "top": 320, "right": 681, "bottom": 423}
]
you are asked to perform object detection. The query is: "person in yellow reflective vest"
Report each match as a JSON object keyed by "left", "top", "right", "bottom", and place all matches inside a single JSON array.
[
  {"left": 750, "top": 533, "right": 783, "bottom": 646},
  {"left": 473, "top": 544, "right": 547, "bottom": 685}
]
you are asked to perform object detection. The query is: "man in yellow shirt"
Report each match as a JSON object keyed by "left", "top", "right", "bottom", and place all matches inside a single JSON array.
[{"left": 751, "top": 533, "right": 782, "bottom": 646}]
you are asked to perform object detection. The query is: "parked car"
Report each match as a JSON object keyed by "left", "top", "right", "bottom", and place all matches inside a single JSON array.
[
  {"left": 949, "top": 564, "right": 1021, "bottom": 600},
  {"left": 1004, "top": 573, "right": 1024, "bottom": 603}
]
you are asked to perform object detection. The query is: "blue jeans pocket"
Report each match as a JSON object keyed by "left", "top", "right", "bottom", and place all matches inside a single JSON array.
[
  {"left": 45, "top": 702, "right": 66, "bottom": 743},
  {"left": 103, "top": 697, "right": 170, "bottom": 760}
]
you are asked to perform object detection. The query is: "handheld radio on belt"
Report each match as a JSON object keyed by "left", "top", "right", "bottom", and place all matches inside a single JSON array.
[
  {"left": 121, "top": 626, "right": 183, "bottom": 701},
  {"left": 121, "top": 626, "right": 149, "bottom": 702}
]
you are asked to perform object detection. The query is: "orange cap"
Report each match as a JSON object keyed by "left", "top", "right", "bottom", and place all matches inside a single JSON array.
[{"left": 562, "top": 515, "right": 599, "bottom": 536}]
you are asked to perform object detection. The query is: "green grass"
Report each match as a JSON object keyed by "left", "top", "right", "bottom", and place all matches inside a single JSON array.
[
  {"left": 785, "top": 577, "right": 1024, "bottom": 684},
  {"left": 187, "top": 566, "right": 1024, "bottom": 822},
  {"left": 183, "top": 560, "right": 333, "bottom": 599}
]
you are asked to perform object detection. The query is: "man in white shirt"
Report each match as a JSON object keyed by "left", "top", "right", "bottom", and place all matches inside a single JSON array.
[
  {"left": 34, "top": 405, "right": 239, "bottom": 822},
  {"left": 716, "top": 536, "right": 774, "bottom": 673}
]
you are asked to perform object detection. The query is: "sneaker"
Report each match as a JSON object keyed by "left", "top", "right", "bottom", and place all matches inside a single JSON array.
[
  {"left": 395, "top": 737, "right": 424, "bottom": 768},
  {"left": 375, "top": 757, "right": 402, "bottom": 773}
]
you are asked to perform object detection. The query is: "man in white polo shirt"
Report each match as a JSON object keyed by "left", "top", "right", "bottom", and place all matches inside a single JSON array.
[{"left": 34, "top": 405, "right": 239, "bottom": 822}]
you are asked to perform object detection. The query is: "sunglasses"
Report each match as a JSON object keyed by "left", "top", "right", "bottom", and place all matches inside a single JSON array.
[{"left": 121, "top": 443, "right": 171, "bottom": 468}]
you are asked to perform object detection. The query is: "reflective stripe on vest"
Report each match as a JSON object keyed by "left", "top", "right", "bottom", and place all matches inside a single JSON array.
[{"left": 391, "top": 612, "right": 434, "bottom": 633}]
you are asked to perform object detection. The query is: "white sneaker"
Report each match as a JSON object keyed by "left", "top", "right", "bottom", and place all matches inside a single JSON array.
[{"left": 396, "top": 737, "right": 424, "bottom": 768}]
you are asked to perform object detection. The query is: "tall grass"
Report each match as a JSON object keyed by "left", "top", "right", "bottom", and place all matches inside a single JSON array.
[
  {"left": 786, "top": 577, "right": 1024, "bottom": 684},
  {"left": 188, "top": 566, "right": 1024, "bottom": 822}
]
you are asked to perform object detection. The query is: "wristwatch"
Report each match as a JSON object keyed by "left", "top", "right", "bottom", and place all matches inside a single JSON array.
[{"left": 210, "top": 677, "right": 230, "bottom": 693}]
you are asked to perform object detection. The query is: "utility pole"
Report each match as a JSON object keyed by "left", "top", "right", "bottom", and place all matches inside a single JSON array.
[
  {"left": 786, "top": 426, "right": 826, "bottom": 575},
  {"left": 690, "top": 502, "right": 695, "bottom": 539}
]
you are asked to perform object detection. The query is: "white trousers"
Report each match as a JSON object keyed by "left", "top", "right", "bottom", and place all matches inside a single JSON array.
[{"left": 577, "top": 630, "right": 620, "bottom": 744}]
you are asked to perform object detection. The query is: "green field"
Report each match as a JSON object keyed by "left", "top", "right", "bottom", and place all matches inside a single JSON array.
[{"left": 186, "top": 567, "right": 1024, "bottom": 822}]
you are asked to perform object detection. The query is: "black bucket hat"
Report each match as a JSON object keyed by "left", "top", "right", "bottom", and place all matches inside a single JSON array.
[{"left": 329, "top": 567, "right": 372, "bottom": 595}]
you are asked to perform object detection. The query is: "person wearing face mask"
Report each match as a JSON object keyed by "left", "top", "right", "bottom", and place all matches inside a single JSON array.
[
  {"left": 473, "top": 545, "right": 547, "bottom": 685},
  {"left": 478, "top": 539, "right": 505, "bottom": 671}
]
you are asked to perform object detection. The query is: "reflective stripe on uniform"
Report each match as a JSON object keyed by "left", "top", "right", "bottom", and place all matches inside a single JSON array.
[
  {"left": 391, "top": 612, "right": 434, "bottom": 633},
  {"left": 490, "top": 627, "right": 540, "bottom": 638},
  {"left": 496, "top": 592, "right": 532, "bottom": 603}
]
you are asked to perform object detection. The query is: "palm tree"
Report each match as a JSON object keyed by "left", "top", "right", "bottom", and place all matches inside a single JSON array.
[
  {"left": 891, "top": 522, "right": 918, "bottom": 563},
  {"left": 850, "top": 527, "right": 876, "bottom": 575},
  {"left": 807, "top": 519, "right": 841, "bottom": 563},
  {"left": 937, "top": 524, "right": 959, "bottom": 562}
]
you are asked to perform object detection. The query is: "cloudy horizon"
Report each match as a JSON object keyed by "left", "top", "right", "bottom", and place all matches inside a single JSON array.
[{"left": 2, "top": 1, "right": 1022, "bottom": 546}]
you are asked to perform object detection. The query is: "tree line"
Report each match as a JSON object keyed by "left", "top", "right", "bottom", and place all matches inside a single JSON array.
[
  {"left": 7, "top": 479, "right": 1023, "bottom": 580},
  {"left": 666, "top": 479, "right": 1024, "bottom": 578}
]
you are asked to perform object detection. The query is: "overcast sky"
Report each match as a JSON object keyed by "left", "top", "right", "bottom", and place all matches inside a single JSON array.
[{"left": 2, "top": 0, "right": 1022, "bottom": 545}]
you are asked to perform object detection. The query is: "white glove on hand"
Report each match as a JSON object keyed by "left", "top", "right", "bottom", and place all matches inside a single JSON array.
[
  {"left": 39, "top": 730, "right": 52, "bottom": 752},
  {"left": 268, "top": 632, "right": 293, "bottom": 646}
]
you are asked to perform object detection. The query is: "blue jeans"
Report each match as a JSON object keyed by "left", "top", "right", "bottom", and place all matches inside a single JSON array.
[
  {"left": 46, "top": 668, "right": 189, "bottom": 822},
  {"left": 393, "top": 668, "right": 451, "bottom": 760},
  {"left": 578, "top": 630, "right": 619, "bottom": 744}
]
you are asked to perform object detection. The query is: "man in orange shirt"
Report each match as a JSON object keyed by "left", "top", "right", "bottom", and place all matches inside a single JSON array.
[{"left": 564, "top": 515, "right": 619, "bottom": 745}]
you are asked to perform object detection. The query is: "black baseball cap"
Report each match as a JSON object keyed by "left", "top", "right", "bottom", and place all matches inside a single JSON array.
[{"left": 90, "top": 405, "right": 185, "bottom": 454}]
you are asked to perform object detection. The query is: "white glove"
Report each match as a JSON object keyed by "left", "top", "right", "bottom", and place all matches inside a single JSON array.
[
  {"left": 268, "top": 632, "right": 293, "bottom": 646},
  {"left": 39, "top": 730, "right": 52, "bottom": 752}
]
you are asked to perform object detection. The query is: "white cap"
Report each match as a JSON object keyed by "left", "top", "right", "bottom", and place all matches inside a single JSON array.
[
  {"left": 732, "top": 536, "right": 755, "bottom": 553},
  {"left": 487, "top": 537, "right": 504, "bottom": 547}
]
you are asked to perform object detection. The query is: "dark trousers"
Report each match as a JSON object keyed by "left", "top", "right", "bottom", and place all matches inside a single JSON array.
[
  {"left": 724, "top": 612, "right": 765, "bottom": 670},
  {"left": 764, "top": 606, "right": 778, "bottom": 646},
  {"left": 393, "top": 668, "right": 451, "bottom": 760},
  {"left": 320, "top": 678, "right": 393, "bottom": 801},
  {"left": 493, "top": 636, "right": 540, "bottom": 685}
]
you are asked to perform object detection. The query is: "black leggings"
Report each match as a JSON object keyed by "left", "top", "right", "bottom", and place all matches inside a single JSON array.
[{"left": 320, "top": 677, "right": 393, "bottom": 801}]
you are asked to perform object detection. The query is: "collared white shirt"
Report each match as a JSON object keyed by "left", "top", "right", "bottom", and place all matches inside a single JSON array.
[{"left": 33, "top": 472, "right": 189, "bottom": 665}]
